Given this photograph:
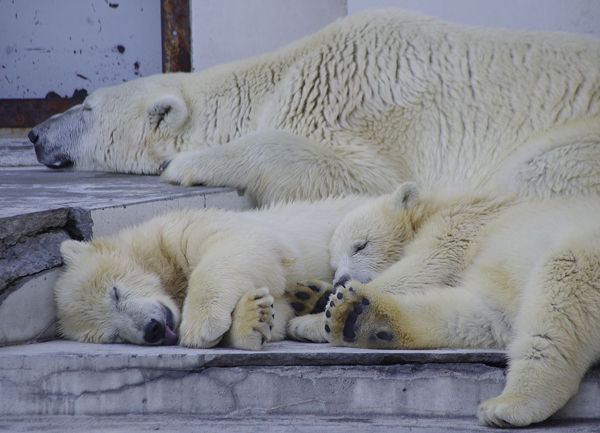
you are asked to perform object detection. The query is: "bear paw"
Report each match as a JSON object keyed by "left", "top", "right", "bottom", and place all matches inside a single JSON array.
[
  {"left": 478, "top": 395, "right": 540, "bottom": 428},
  {"left": 286, "top": 279, "right": 334, "bottom": 316},
  {"left": 323, "top": 282, "right": 398, "bottom": 349},
  {"left": 287, "top": 314, "right": 328, "bottom": 343},
  {"left": 160, "top": 151, "right": 207, "bottom": 186},
  {"left": 221, "top": 288, "right": 275, "bottom": 351}
]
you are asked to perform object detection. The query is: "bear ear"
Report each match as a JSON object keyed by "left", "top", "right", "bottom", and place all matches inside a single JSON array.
[
  {"left": 60, "top": 240, "right": 92, "bottom": 264},
  {"left": 390, "top": 182, "right": 419, "bottom": 213},
  {"left": 146, "top": 94, "right": 188, "bottom": 132}
]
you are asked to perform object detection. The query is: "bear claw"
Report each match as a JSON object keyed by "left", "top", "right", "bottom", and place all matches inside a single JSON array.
[{"left": 158, "top": 159, "right": 171, "bottom": 174}]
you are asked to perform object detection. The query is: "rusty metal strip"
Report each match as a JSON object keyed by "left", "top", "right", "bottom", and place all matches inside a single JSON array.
[
  {"left": 0, "top": 91, "right": 87, "bottom": 129},
  {"left": 1, "top": 0, "right": 191, "bottom": 128},
  {"left": 161, "top": 0, "right": 191, "bottom": 73}
]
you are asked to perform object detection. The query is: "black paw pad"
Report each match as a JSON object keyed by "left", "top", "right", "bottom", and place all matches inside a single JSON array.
[
  {"left": 311, "top": 290, "right": 333, "bottom": 314},
  {"left": 362, "top": 298, "right": 370, "bottom": 306},
  {"left": 343, "top": 310, "right": 358, "bottom": 341},
  {"left": 295, "top": 292, "right": 310, "bottom": 301},
  {"left": 354, "top": 303, "right": 364, "bottom": 314},
  {"left": 307, "top": 285, "right": 321, "bottom": 293},
  {"left": 337, "top": 292, "right": 344, "bottom": 300},
  {"left": 376, "top": 331, "right": 393, "bottom": 341},
  {"left": 324, "top": 324, "right": 331, "bottom": 333},
  {"left": 291, "top": 302, "right": 305, "bottom": 312}
]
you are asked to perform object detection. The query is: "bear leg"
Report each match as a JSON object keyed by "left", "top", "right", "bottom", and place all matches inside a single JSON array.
[{"left": 479, "top": 243, "right": 600, "bottom": 427}]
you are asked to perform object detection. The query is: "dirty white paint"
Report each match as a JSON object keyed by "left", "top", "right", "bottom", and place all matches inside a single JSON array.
[
  {"left": 348, "top": 0, "right": 600, "bottom": 39},
  {"left": 1, "top": 0, "right": 597, "bottom": 100},
  {"left": 0, "top": 0, "right": 162, "bottom": 99},
  {"left": 190, "top": 0, "right": 347, "bottom": 72}
]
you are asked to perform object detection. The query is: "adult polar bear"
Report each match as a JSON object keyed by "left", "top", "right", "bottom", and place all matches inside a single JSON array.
[{"left": 30, "top": 9, "right": 600, "bottom": 205}]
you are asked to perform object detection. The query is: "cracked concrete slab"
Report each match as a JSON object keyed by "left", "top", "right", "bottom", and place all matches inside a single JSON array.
[
  {"left": 0, "top": 340, "right": 598, "bottom": 425},
  {"left": 3, "top": 414, "right": 600, "bottom": 433}
]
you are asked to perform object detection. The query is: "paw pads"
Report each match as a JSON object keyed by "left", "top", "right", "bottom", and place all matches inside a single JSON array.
[
  {"left": 324, "top": 284, "right": 396, "bottom": 348},
  {"left": 288, "top": 281, "right": 334, "bottom": 315}
]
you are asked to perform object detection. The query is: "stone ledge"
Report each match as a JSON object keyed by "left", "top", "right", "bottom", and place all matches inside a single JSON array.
[
  {"left": 0, "top": 339, "right": 508, "bottom": 367},
  {"left": 3, "top": 414, "right": 600, "bottom": 433},
  {"left": 0, "top": 340, "right": 598, "bottom": 423},
  {"left": 1, "top": 414, "right": 598, "bottom": 433}
]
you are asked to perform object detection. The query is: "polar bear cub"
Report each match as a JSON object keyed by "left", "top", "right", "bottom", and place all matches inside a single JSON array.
[
  {"left": 290, "top": 183, "right": 600, "bottom": 427},
  {"left": 54, "top": 196, "right": 370, "bottom": 350}
]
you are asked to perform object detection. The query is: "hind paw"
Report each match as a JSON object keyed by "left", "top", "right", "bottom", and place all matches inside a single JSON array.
[
  {"left": 286, "top": 279, "right": 334, "bottom": 316},
  {"left": 323, "top": 282, "right": 398, "bottom": 348}
]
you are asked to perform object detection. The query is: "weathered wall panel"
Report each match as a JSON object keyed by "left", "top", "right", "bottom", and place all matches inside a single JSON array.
[{"left": 0, "top": 0, "right": 162, "bottom": 99}]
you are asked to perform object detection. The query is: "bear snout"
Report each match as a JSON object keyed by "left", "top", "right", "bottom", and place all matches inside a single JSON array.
[
  {"left": 144, "top": 319, "right": 165, "bottom": 344},
  {"left": 143, "top": 306, "right": 179, "bottom": 345},
  {"left": 334, "top": 276, "right": 350, "bottom": 288},
  {"left": 28, "top": 130, "right": 39, "bottom": 144}
]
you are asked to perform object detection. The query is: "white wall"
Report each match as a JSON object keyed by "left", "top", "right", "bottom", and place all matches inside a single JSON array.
[
  {"left": 190, "top": 0, "right": 347, "bottom": 72},
  {"left": 347, "top": 0, "right": 600, "bottom": 39},
  {"left": 0, "top": 0, "right": 162, "bottom": 99},
  {"left": 1, "top": 0, "right": 597, "bottom": 100}
]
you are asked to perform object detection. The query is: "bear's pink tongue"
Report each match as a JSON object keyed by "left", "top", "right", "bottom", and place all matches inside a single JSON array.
[{"left": 163, "top": 326, "right": 179, "bottom": 346}]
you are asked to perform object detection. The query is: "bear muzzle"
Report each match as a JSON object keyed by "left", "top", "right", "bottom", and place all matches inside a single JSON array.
[{"left": 143, "top": 306, "right": 178, "bottom": 345}]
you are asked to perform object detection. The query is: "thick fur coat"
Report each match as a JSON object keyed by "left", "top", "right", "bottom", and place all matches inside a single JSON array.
[
  {"left": 30, "top": 9, "right": 600, "bottom": 205},
  {"left": 289, "top": 184, "right": 600, "bottom": 427},
  {"left": 54, "top": 196, "right": 371, "bottom": 350}
]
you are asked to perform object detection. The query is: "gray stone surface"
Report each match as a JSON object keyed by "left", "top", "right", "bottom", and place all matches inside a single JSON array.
[
  {"left": 0, "top": 340, "right": 598, "bottom": 427},
  {"left": 0, "top": 138, "right": 41, "bottom": 167},
  {"left": 2, "top": 414, "right": 600, "bottom": 433},
  {"left": 0, "top": 166, "right": 252, "bottom": 219}
]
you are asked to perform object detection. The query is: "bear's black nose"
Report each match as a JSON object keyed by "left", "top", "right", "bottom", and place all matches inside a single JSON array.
[
  {"left": 334, "top": 276, "right": 349, "bottom": 288},
  {"left": 28, "top": 130, "right": 39, "bottom": 144},
  {"left": 144, "top": 319, "right": 165, "bottom": 344}
]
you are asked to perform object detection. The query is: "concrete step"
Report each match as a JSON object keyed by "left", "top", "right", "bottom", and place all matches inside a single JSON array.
[
  {"left": 2, "top": 414, "right": 599, "bottom": 433},
  {"left": 0, "top": 340, "right": 599, "bottom": 431}
]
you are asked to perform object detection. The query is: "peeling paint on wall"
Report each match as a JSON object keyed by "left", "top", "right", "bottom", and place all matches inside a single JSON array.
[{"left": 0, "top": 0, "right": 162, "bottom": 99}]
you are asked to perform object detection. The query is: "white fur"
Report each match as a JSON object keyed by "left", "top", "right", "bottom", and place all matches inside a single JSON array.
[
  {"left": 54, "top": 196, "right": 374, "bottom": 350},
  {"left": 32, "top": 9, "right": 600, "bottom": 205},
  {"left": 320, "top": 184, "right": 600, "bottom": 427}
]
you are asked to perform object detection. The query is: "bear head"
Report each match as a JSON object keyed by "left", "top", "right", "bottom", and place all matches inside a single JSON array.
[
  {"left": 329, "top": 182, "right": 420, "bottom": 287},
  {"left": 29, "top": 74, "right": 194, "bottom": 174},
  {"left": 55, "top": 239, "right": 180, "bottom": 345}
]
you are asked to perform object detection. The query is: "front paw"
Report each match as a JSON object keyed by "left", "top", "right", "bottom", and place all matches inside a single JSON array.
[
  {"left": 286, "top": 279, "right": 334, "bottom": 316},
  {"left": 478, "top": 394, "right": 541, "bottom": 428},
  {"left": 179, "top": 319, "right": 226, "bottom": 349},
  {"left": 160, "top": 151, "right": 206, "bottom": 186},
  {"left": 222, "top": 288, "right": 275, "bottom": 350},
  {"left": 323, "top": 282, "right": 398, "bottom": 349}
]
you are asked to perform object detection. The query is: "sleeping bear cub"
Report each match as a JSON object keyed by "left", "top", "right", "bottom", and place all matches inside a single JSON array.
[
  {"left": 54, "top": 196, "right": 371, "bottom": 350},
  {"left": 291, "top": 183, "right": 600, "bottom": 427}
]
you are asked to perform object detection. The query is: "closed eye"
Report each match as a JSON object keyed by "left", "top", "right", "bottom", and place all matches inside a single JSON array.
[
  {"left": 352, "top": 240, "right": 368, "bottom": 255},
  {"left": 112, "top": 286, "right": 120, "bottom": 302}
]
